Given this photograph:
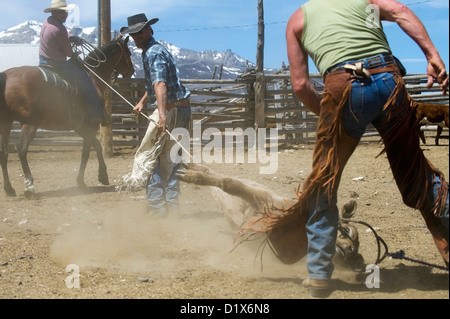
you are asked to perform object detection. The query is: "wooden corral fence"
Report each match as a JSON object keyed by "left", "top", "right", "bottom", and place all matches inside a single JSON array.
[
  {"left": 10, "top": 72, "right": 449, "bottom": 148},
  {"left": 256, "top": 72, "right": 449, "bottom": 144}
]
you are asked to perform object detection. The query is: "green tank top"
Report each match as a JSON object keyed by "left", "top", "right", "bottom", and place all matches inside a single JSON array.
[{"left": 301, "top": 0, "right": 391, "bottom": 75}]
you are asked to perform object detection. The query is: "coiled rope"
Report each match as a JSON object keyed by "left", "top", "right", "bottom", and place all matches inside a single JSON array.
[{"left": 71, "top": 39, "right": 106, "bottom": 68}]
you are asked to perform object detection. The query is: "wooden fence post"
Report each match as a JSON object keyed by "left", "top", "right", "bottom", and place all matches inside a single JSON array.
[
  {"left": 254, "top": 0, "right": 265, "bottom": 130},
  {"left": 99, "top": 0, "right": 113, "bottom": 157},
  {"left": 254, "top": 73, "right": 266, "bottom": 129}
]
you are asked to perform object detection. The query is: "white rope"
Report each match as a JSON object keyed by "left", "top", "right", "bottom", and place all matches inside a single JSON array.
[
  {"left": 84, "top": 64, "right": 193, "bottom": 160},
  {"left": 72, "top": 40, "right": 106, "bottom": 68}
]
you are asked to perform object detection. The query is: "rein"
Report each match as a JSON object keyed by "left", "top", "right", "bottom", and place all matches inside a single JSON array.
[{"left": 110, "top": 40, "right": 133, "bottom": 82}]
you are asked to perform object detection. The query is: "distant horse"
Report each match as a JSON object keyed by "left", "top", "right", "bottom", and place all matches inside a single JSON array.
[
  {"left": 0, "top": 36, "right": 134, "bottom": 198},
  {"left": 412, "top": 101, "right": 449, "bottom": 146}
]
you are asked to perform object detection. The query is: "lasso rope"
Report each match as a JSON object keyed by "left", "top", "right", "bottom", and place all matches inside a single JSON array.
[
  {"left": 389, "top": 250, "right": 449, "bottom": 271},
  {"left": 71, "top": 39, "right": 106, "bottom": 68},
  {"left": 71, "top": 39, "right": 193, "bottom": 161},
  {"left": 347, "top": 219, "right": 448, "bottom": 271}
]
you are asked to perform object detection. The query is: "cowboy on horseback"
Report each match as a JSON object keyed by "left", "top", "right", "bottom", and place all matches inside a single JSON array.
[{"left": 39, "top": 0, "right": 106, "bottom": 126}]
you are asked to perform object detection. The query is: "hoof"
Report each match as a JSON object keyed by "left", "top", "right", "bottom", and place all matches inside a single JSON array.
[
  {"left": 76, "top": 175, "right": 87, "bottom": 190},
  {"left": 5, "top": 187, "right": 17, "bottom": 197},
  {"left": 77, "top": 182, "right": 87, "bottom": 190},
  {"left": 24, "top": 187, "right": 36, "bottom": 199},
  {"left": 98, "top": 174, "right": 110, "bottom": 186}
]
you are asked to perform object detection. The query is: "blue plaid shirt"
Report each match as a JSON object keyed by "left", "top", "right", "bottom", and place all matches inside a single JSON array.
[{"left": 142, "top": 37, "right": 190, "bottom": 106}]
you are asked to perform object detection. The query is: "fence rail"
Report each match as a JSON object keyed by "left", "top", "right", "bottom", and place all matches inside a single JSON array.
[{"left": 9, "top": 72, "right": 448, "bottom": 148}]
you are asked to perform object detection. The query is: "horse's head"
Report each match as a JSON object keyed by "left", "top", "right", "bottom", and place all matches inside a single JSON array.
[
  {"left": 110, "top": 35, "right": 135, "bottom": 80},
  {"left": 88, "top": 36, "right": 134, "bottom": 81}
]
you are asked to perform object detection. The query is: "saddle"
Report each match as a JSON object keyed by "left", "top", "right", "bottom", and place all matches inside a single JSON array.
[
  {"left": 37, "top": 65, "right": 85, "bottom": 127},
  {"left": 37, "top": 65, "right": 79, "bottom": 97}
]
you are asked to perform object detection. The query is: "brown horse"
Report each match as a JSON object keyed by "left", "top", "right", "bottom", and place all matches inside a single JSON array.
[
  {"left": 412, "top": 101, "right": 449, "bottom": 145},
  {"left": 0, "top": 36, "right": 134, "bottom": 198}
]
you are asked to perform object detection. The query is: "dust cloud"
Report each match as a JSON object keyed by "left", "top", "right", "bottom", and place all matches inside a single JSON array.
[{"left": 49, "top": 198, "right": 301, "bottom": 279}]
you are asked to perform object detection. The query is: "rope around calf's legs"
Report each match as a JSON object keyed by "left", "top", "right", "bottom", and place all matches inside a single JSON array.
[
  {"left": 347, "top": 219, "right": 448, "bottom": 271},
  {"left": 389, "top": 250, "right": 449, "bottom": 271}
]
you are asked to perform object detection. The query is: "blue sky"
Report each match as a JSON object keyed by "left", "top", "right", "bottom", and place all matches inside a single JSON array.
[{"left": 1, "top": 0, "right": 448, "bottom": 73}]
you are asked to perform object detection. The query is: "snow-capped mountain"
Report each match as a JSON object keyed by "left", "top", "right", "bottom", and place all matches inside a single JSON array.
[
  {"left": 0, "top": 21, "right": 255, "bottom": 79},
  {"left": 0, "top": 20, "right": 42, "bottom": 44}
]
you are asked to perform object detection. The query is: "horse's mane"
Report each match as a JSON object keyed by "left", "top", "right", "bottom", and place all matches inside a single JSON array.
[{"left": 100, "top": 40, "right": 121, "bottom": 57}]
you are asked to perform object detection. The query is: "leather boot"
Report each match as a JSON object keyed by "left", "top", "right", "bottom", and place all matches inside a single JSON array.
[{"left": 302, "top": 277, "right": 331, "bottom": 298}]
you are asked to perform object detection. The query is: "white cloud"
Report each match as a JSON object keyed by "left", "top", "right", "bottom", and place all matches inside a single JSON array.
[
  {"left": 425, "top": 0, "right": 449, "bottom": 9},
  {"left": 402, "top": 58, "right": 427, "bottom": 63}
]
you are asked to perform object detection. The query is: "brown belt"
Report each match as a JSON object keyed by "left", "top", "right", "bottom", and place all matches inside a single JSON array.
[
  {"left": 166, "top": 98, "right": 190, "bottom": 111},
  {"left": 325, "top": 63, "right": 399, "bottom": 80},
  {"left": 325, "top": 53, "right": 395, "bottom": 75}
]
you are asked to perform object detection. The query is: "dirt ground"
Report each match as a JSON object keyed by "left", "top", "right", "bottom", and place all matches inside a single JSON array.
[{"left": 0, "top": 131, "right": 448, "bottom": 301}]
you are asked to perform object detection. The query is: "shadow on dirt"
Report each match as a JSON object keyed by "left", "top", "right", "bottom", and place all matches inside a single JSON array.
[
  {"left": 331, "top": 263, "right": 449, "bottom": 294},
  {"left": 34, "top": 185, "right": 118, "bottom": 199}
]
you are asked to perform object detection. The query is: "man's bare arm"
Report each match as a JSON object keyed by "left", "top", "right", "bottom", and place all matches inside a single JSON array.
[
  {"left": 286, "top": 8, "right": 321, "bottom": 115},
  {"left": 371, "top": 0, "right": 448, "bottom": 93}
]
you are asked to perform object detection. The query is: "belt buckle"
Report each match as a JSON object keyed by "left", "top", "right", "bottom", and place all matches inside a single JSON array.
[{"left": 344, "top": 62, "right": 371, "bottom": 79}]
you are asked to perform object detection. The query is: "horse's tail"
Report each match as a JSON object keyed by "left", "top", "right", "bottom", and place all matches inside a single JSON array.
[{"left": 0, "top": 72, "right": 6, "bottom": 110}]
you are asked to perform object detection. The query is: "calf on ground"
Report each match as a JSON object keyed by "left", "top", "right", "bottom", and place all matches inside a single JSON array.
[
  {"left": 413, "top": 101, "right": 449, "bottom": 145},
  {"left": 177, "top": 163, "right": 363, "bottom": 269}
]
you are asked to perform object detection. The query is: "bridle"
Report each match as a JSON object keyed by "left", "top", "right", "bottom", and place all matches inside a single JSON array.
[{"left": 111, "top": 38, "right": 133, "bottom": 82}]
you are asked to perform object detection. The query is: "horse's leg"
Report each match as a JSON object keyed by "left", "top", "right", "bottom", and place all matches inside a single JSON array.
[
  {"left": 90, "top": 136, "right": 109, "bottom": 185},
  {"left": 16, "top": 124, "right": 37, "bottom": 198},
  {"left": 75, "top": 122, "right": 109, "bottom": 188},
  {"left": 435, "top": 125, "right": 443, "bottom": 146},
  {"left": 77, "top": 135, "right": 109, "bottom": 189},
  {"left": 0, "top": 120, "right": 16, "bottom": 197},
  {"left": 419, "top": 124, "right": 426, "bottom": 144},
  {"left": 77, "top": 139, "right": 91, "bottom": 189}
]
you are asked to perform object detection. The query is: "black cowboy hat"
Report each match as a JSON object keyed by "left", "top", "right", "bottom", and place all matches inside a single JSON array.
[{"left": 121, "top": 13, "right": 159, "bottom": 34}]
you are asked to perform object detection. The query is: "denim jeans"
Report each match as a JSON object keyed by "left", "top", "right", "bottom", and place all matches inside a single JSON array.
[
  {"left": 146, "top": 105, "right": 191, "bottom": 212},
  {"left": 343, "top": 68, "right": 448, "bottom": 229},
  {"left": 429, "top": 175, "right": 449, "bottom": 230},
  {"left": 306, "top": 62, "right": 449, "bottom": 280},
  {"left": 146, "top": 162, "right": 181, "bottom": 211},
  {"left": 39, "top": 55, "right": 103, "bottom": 120},
  {"left": 342, "top": 71, "right": 400, "bottom": 139}
]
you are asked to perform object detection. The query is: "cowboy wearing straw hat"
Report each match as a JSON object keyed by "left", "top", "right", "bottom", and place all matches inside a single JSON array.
[
  {"left": 44, "top": 0, "right": 75, "bottom": 13},
  {"left": 119, "top": 14, "right": 191, "bottom": 215},
  {"left": 39, "top": 0, "right": 107, "bottom": 126}
]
